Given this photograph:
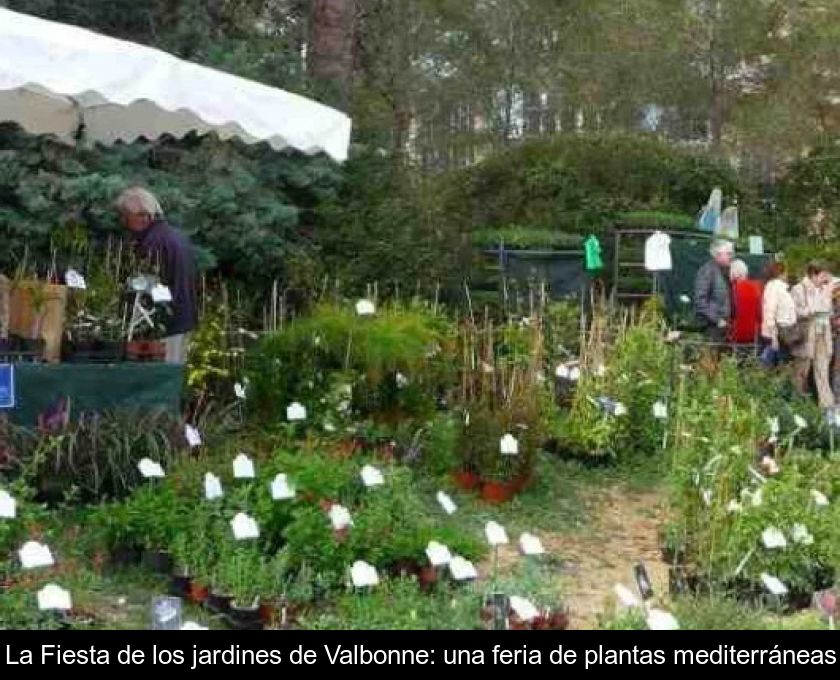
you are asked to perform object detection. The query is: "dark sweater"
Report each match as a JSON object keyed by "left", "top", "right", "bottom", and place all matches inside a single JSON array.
[
  {"left": 136, "top": 219, "right": 198, "bottom": 335},
  {"left": 694, "top": 259, "right": 732, "bottom": 327}
]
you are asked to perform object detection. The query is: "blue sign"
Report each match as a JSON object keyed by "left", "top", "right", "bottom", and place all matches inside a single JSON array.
[{"left": 0, "top": 364, "right": 15, "bottom": 409}]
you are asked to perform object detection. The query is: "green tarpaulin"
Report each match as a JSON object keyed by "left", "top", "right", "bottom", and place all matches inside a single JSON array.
[{"left": 9, "top": 363, "right": 184, "bottom": 426}]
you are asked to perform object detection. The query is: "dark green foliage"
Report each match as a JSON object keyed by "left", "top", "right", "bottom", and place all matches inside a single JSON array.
[
  {"left": 0, "top": 125, "right": 342, "bottom": 292},
  {"left": 445, "top": 134, "right": 740, "bottom": 235}
]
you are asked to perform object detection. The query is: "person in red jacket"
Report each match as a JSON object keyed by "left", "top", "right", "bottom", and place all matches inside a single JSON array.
[{"left": 728, "top": 259, "right": 763, "bottom": 344}]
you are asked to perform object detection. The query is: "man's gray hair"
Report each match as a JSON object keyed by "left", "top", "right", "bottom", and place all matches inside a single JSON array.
[
  {"left": 710, "top": 239, "right": 734, "bottom": 257},
  {"left": 730, "top": 259, "right": 748, "bottom": 280},
  {"left": 115, "top": 186, "right": 163, "bottom": 218}
]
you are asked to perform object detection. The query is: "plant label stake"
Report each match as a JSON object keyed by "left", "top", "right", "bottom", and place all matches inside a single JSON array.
[
  {"left": 38, "top": 584, "right": 72, "bottom": 611},
  {"left": 0, "top": 489, "right": 16, "bottom": 519},
  {"left": 811, "top": 489, "right": 830, "bottom": 507},
  {"left": 204, "top": 473, "right": 223, "bottom": 501},
  {"left": 426, "top": 541, "right": 452, "bottom": 567},
  {"left": 151, "top": 284, "right": 172, "bottom": 304},
  {"left": 614, "top": 583, "right": 640, "bottom": 608},
  {"left": 519, "top": 533, "right": 544, "bottom": 556},
  {"left": 65, "top": 269, "right": 86, "bottom": 290},
  {"left": 449, "top": 556, "right": 477, "bottom": 581},
  {"left": 138, "top": 458, "right": 165, "bottom": 479},
  {"left": 286, "top": 402, "right": 307, "bottom": 422},
  {"left": 19, "top": 541, "right": 54, "bottom": 569},
  {"left": 230, "top": 513, "right": 259, "bottom": 540},
  {"left": 436, "top": 491, "right": 457, "bottom": 515},
  {"left": 361, "top": 465, "right": 384, "bottom": 488},
  {"left": 184, "top": 424, "right": 202, "bottom": 448},
  {"left": 633, "top": 563, "right": 654, "bottom": 602},
  {"left": 151, "top": 596, "right": 182, "bottom": 630},
  {"left": 233, "top": 453, "right": 255, "bottom": 479},
  {"left": 271, "top": 474, "right": 296, "bottom": 501},
  {"left": 351, "top": 561, "right": 379, "bottom": 588},
  {"left": 509, "top": 596, "right": 539, "bottom": 627}
]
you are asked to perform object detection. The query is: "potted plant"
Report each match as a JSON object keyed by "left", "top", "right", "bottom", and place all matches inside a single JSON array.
[{"left": 218, "top": 547, "right": 264, "bottom": 630}]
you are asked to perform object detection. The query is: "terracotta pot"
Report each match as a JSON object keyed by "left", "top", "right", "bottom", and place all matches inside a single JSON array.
[
  {"left": 418, "top": 566, "right": 439, "bottom": 590},
  {"left": 188, "top": 581, "right": 210, "bottom": 605},
  {"left": 259, "top": 601, "right": 277, "bottom": 625},
  {"left": 126, "top": 340, "right": 165, "bottom": 362},
  {"left": 480, "top": 479, "right": 516, "bottom": 504},
  {"left": 453, "top": 470, "right": 479, "bottom": 491}
]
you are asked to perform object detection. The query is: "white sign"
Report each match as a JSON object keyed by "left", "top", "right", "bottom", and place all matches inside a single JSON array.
[
  {"left": 65, "top": 269, "right": 86, "bottom": 290},
  {"left": 761, "top": 573, "right": 788, "bottom": 596},
  {"left": 509, "top": 596, "right": 539, "bottom": 622},
  {"left": 286, "top": 402, "right": 307, "bottom": 422},
  {"left": 569, "top": 367, "right": 582, "bottom": 382},
  {"left": 180, "top": 621, "right": 208, "bottom": 631},
  {"left": 519, "top": 533, "right": 545, "bottom": 556},
  {"left": 749, "top": 236, "right": 764, "bottom": 256},
  {"left": 794, "top": 414, "right": 808, "bottom": 430},
  {"left": 355, "top": 299, "right": 376, "bottom": 316},
  {"left": 396, "top": 372, "right": 409, "bottom": 389},
  {"left": 329, "top": 504, "right": 353, "bottom": 531},
  {"left": 792, "top": 524, "right": 814, "bottom": 546},
  {"left": 19, "top": 541, "right": 54, "bottom": 569},
  {"left": 647, "top": 608, "right": 680, "bottom": 631},
  {"left": 185, "top": 425, "right": 202, "bottom": 448},
  {"left": 138, "top": 458, "right": 165, "bottom": 479},
  {"left": 425, "top": 541, "right": 452, "bottom": 567},
  {"left": 151, "top": 284, "right": 173, "bottom": 303},
  {"left": 0, "top": 489, "right": 16, "bottom": 519},
  {"left": 448, "top": 556, "right": 478, "bottom": 581},
  {"left": 233, "top": 453, "right": 255, "bottom": 479},
  {"left": 762, "top": 527, "right": 787, "bottom": 550},
  {"left": 37, "top": 584, "right": 72, "bottom": 611},
  {"left": 652, "top": 401, "right": 668, "bottom": 420},
  {"left": 555, "top": 364, "right": 570, "bottom": 379},
  {"left": 812, "top": 490, "right": 830, "bottom": 507},
  {"left": 614, "top": 584, "right": 640, "bottom": 608},
  {"left": 230, "top": 513, "right": 259, "bottom": 540},
  {"left": 270, "top": 474, "right": 296, "bottom": 501},
  {"left": 436, "top": 491, "right": 457, "bottom": 516},
  {"left": 679, "top": 294, "right": 691, "bottom": 304},
  {"left": 204, "top": 473, "right": 223, "bottom": 501},
  {"left": 351, "top": 561, "right": 379, "bottom": 588},
  {"left": 361, "top": 465, "right": 384, "bottom": 488},
  {"left": 485, "top": 521, "right": 509, "bottom": 547},
  {"left": 500, "top": 434, "right": 519, "bottom": 456},
  {"left": 234, "top": 382, "right": 246, "bottom": 400}
]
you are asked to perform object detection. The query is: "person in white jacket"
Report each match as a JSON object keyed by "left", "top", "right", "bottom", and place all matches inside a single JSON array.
[{"left": 760, "top": 261, "right": 797, "bottom": 366}]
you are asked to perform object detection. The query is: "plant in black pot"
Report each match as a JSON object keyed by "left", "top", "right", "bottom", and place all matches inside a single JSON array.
[
  {"left": 123, "top": 483, "right": 184, "bottom": 575},
  {"left": 218, "top": 547, "right": 264, "bottom": 631}
]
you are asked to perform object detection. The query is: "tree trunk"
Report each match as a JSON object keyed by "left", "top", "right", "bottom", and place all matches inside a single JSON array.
[{"left": 309, "top": 0, "right": 357, "bottom": 108}]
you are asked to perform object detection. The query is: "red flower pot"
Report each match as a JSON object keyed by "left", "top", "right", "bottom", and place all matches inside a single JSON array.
[
  {"left": 480, "top": 479, "right": 516, "bottom": 504},
  {"left": 453, "top": 470, "right": 480, "bottom": 491},
  {"left": 188, "top": 581, "right": 209, "bottom": 605}
]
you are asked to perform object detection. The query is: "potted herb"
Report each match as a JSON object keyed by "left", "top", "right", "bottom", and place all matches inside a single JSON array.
[{"left": 218, "top": 547, "right": 264, "bottom": 630}]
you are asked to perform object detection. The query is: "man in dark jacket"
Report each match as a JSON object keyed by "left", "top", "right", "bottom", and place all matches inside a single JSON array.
[
  {"left": 694, "top": 239, "right": 734, "bottom": 343},
  {"left": 116, "top": 186, "right": 198, "bottom": 364}
]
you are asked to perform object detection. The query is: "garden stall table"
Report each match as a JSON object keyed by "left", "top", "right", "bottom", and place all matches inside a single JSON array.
[{"left": 7, "top": 362, "right": 184, "bottom": 426}]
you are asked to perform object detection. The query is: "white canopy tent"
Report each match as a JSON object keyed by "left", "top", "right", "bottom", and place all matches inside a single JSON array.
[{"left": 0, "top": 8, "right": 352, "bottom": 162}]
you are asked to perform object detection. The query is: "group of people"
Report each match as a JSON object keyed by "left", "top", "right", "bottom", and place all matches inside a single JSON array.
[{"left": 695, "top": 240, "right": 838, "bottom": 409}]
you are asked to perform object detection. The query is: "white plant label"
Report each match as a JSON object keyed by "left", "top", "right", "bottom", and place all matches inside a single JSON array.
[
  {"left": 614, "top": 584, "right": 640, "bottom": 608},
  {"left": 555, "top": 364, "right": 570, "bottom": 379},
  {"left": 0, "top": 489, "right": 16, "bottom": 519},
  {"left": 762, "top": 527, "right": 787, "bottom": 550},
  {"left": 396, "top": 372, "right": 409, "bottom": 389},
  {"left": 204, "top": 473, "right": 223, "bottom": 501},
  {"left": 812, "top": 490, "right": 830, "bottom": 507},
  {"left": 509, "top": 596, "right": 539, "bottom": 622},
  {"left": 652, "top": 401, "right": 668, "bottom": 420},
  {"left": 792, "top": 524, "right": 814, "bottom": 546},
  {"left": 151, "top": 284, "right": 173, "bottom": 303},
  {"left": 19, "top": 541, "right": 54, "bottom": 569},
  {"left": 448, "top": 556, "right": 477, "bottom": 581},
  {"left": 138, "top": 458, "right": 165, "bottom": 479},
  {"left": 286, "top": 402, "right": 307, "bottom": 422},
  {"left": 569, "top": 367, "right": 582, "bottom": 382},
  {"left": 647, "top": 608, "right": 680, "bottom": 631},
  {"left": 680, "top": 295, "right": 691, "bottom": 304},
  {"left": 180, "top": 621, "right": 208, "bottom": 631},
  {"left": 185, "top": 425, "right": 202, "bottom": 448},
  {"left": 436, "top": 491, "right": 457, "bottom": 516},
  {"left": 234, "top": 382, "right": 246, "bottom": 400},
  {"left": 271, "top": 474, "right": 296, "bottom": 501},
  {"left": 761, "top": 573, "right": 788, "bottom": 596},
  {"left": 361, "top": 465, "right": 385, "bottom": 488},
  {"left": 65, "top": 269, "right": 86, "bottom": 290},
  {"left": 355, "top": 299, "right": 376, "bottom": 316},
  {"left": 37, "top": 584, "right": 72, "bottom": 611},
  {"left": 500, "top": 433, "right": 519, "bottom": 456},
  {"left": 329, "top": 504, "right": 353, "bottom": 531},
  {"left": 519, "top": 533, "right": 545, "bottom": 556},
  {"left": 351, "top": 561, "right": 379, "bottom": 588},
  {"left": 425, "top": 541, "right": 452, "bottom": 567},
  {"left": 485, "top": 521, "right": 509, "bottom": 547},
  {"left": 701, "top": 489, "right": 713, "bottom": 507},
  {"left": 794, "top": 414, "right": 808, "bottom": 429},
  {"left": 233, "top": 453, "right": 255, "bottom": 479},
  {"left": 613, "top": 401, "right": 628, "bottom": 417},
  {"left": 768, "top": 417, "right": 780, "bottom": 435},
  {"left": 727, "top": 499, "right": 743, "bottom": 514},
  {"left": 230, "top": 513, "right": 259, "bottom": 540}
]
